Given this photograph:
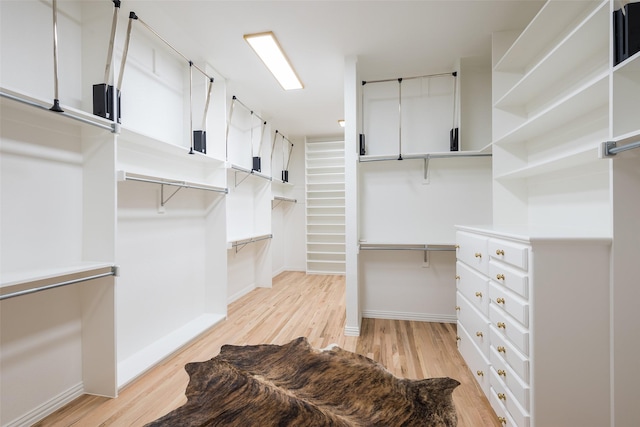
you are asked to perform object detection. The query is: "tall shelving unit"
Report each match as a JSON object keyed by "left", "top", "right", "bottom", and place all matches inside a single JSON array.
[
  {"left": 454, "top": 1, "right": 640, "bottom": 426},
  {"left": 491, "top": 0, "right": 611, "bottom": 233},
  {"left": 305, "top": 139, "right": 346, "bottom": 274}
]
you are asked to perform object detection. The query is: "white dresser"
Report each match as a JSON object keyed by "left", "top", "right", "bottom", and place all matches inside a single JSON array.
[{"left": 455, "top": 225, "right": 611, "bottom": 427}]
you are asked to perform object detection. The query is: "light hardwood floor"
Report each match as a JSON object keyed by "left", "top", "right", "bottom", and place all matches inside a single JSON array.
[{"left": 36, "top": 271, "right": 500, "bottom": 426}]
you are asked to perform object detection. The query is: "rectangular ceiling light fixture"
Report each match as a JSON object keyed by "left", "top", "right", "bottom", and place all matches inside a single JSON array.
[{"left": 244, "top": 31, "right": 303, "bottom": 90}]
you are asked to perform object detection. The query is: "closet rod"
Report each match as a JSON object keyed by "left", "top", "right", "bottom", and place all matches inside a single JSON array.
[
  {"left": 231, "top": 234, "right": 273, "bottom": 252},
  {"left": 359, "top": 152, "right": 491, "bottom": 163},
  {"left": 602, "top": 137, "right": 640, "bottom": 157},
  {"left": 362, "top": 72, "right": 453, "bottom": 85},
  {"left": 122, "top": 173, "right": 228, "bottom": 194},
  {"left": 0, "top": 267, "right": 117, "bottom": 301},
  {"left": 1, "top": 89, "right": 114, "bottom": 132},
  {"left": 359, "top": 244, "right": 456, "bottom": 251},
  {"left": 274, "top": 196, "right": 297, "bottom": 202}
]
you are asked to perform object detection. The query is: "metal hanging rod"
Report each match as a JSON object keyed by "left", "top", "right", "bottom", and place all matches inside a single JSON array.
[
  {"left": 273, "top": 196, "right": 297, "bottom": 203},
  {"left": 359, "top": 243, "right": 456, "bottom": 251},
  {"left": 1, "top": 88, "right": 115, "bottom": 132},
  {"left": 272, "top": 196, "right": 297, "bottom": 209},
  {"left": 119, "top": 171, "right": 228, "bottom": 195},
  {"left": 362, "top": 72, "right": 454, "bottom": 85},
  {"left": 602, "top": 137, "right": 640, "bottom": 157},
  {"left": 359, "top": 152, "right": 492, "bottom": 163},
  {"left": 230, "top": 234, "right": 273, "bottom": 253},
  {"left": 128, "top": 12, "right": 214, "bottom": 81},
  {"left": 0, "top": 266, "right": 118, "bottom": 301}
]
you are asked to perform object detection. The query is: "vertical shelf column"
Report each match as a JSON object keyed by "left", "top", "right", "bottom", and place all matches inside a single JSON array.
[{"left": 305, "top": 139, "right": 346, "bottom": 274}]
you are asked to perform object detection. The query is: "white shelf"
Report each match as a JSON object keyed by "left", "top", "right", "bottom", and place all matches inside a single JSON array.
[
  {"left": 495, "top": 146, "right": 600, "bottom": 180},
  {"left": 494, "top": 73, "right": 608, "bottom": 146},
  {"left": 494, "top": 2, "right": 608, "bottom": 113},
  {"left": 0, "top": 86, "right": 115, "bottom": 133},
  {"left": 494, "top": 0, "right": 602, "bottom": 73}
]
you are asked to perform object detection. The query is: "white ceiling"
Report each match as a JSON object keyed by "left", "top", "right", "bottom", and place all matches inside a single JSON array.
[{"left": 126, "top": 0, "right": 544, "bottom": 140}]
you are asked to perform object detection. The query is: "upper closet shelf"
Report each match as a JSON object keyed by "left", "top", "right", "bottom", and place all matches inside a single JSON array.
[
  {"left": 494, "top": 0, "right": 604, "bottom": 72},
  {"left": 228, "top": 163, "right": 273, "bottom": 186},
  {"left": 1, "top": 86, "right": 115, "bottom": 132},
  {"left": 118, "top": 127, "right": 225, "bottom": 167},
  {"left": 494, "top": 1, "right": 608, "bottom": 111}
]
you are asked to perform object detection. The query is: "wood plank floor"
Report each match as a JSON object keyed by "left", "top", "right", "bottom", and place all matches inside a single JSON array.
[{"left": 35, "top": 271, "right": 500, "bottom": 426}]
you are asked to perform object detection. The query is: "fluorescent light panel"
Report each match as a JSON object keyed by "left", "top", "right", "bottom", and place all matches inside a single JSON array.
[{"left": 244, "top": 32, "right": 303, "bottom": 90}]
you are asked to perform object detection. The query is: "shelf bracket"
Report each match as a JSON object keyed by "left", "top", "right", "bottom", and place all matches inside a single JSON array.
[
  {"left": 235, "top": 170, "right": 252, "bottom": 187},
  {"left": 161, "top": 184, "right": 182, "bottom": 206},
  {"left": 423, "top": 155, "right": 430, "bottom": 182}
]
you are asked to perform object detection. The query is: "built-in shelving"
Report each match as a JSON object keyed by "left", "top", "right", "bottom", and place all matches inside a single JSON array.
[
  {"left": 491, "top": 0, "right": 611, "bottom": 234},
  {"left": 305, "top": 139, "right": 345, "bottom": 274}
]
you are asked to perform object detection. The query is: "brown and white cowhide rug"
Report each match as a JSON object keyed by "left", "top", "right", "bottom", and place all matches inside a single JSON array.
[{"left": 145, "top": 336, "right": 460, "bottom": 427}]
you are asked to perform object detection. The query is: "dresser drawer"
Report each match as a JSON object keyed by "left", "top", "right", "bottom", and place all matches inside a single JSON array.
[
  {"left": 457, "top": 322, "right": 491, "bottom": 396},
  {"left": 490, "top": 370, "right": 530, "bottom": 427},
  {"left": 456, "top": 231, "right": 489, "bottom": 275},
  {"left": 489, "top": 281, "right": 529, "bottom": 328},
  {"left": 489, "top": 304, "right": 529, "bottom": 356},
  {"left": 456, "top": 261, "right": 490, "bottom": 316},
  {"left": 457, "top": 292, "right": 490, "bottom": 357},
  {"left": 490, "top": 349, "right": 530, "bottom": 411},
  {"left": 489, "top": 261, "right": 529, "bottom": 300},
  {"left": 489, "top": 390, "right": 519, "bottom": 427},
  {"left": 489, "top": 325, "right": 529, "bottom": 383},
  {"left": 489, "top": 239, "right": 528, "bottom": 271}
]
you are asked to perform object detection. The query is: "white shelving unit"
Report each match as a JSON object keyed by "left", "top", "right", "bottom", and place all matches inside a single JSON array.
[
  {"left": 115, "top": 127, "right": 228, "bottom": 388},
  {"left": 491, "top": 0, "right": 611, "bottom": 235},
  {"left": 305, "top": 139, "right": 346, "bottom": 274},
  {"left": 0, "top": 89, "right": 119, "bottom": 425},
  {"left": 455, "top": 1, "right": 640, "bottom": 426}
]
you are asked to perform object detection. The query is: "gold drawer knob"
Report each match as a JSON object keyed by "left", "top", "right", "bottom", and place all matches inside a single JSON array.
[
  {"left": 455, "top": 275, "right": 460, "bottom": 280},
  {"left": 474, "top": 252, "right": 482, "bottom": 258},
  {"left": 496, "top": 249, "right": 505, "bottom": 256},
  {"left": 495, "top": 297, "right": 505, "bottom": 304},
  {"left": 497, "top": 392, "right": 506, "bottom": 401},
  {"left": 475, "top": 291, "right": 482, "bottom": 298},
  {"left": 498, "top": 416, "right": 507, "bottom": 424},
  {"left": 496, "top": 273, "right": 505, "bottom": 280},
  {"left": 456, "top": 336, "right": 461, "bottom": 341},
  {"left": 497, "top": 369, "right": 506, "bottom": 377},
  {"left": 497, "top": 322, "right": 506, "bottom": 329},
  {"left": 476, "top": 370, "right": 484, "bottom": 377},
  {"left": 476, "top": 331, "right": 483, "bottom": 338},
  {"left": 497, "top": 346, "right": 506, "bottom": 353},
  {"left": 455, "top": 305, "right": 460, "bottom": 311},
  {"left": 455, "top": 244, "right": 460, "bottom": 249}
]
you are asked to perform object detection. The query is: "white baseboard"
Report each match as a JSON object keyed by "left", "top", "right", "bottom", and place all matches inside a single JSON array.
[
  {"left": 362, "top": 310, "right": 456, "bottom": 323},
  {"left": 5, "top": 382, "right": 84, "bottom": 427},
  {"left": 117, "top": 313, "right": 225, "bottom": 389},
  {"left": 227, "top": 283, "right": 256, "bottom": 304}
]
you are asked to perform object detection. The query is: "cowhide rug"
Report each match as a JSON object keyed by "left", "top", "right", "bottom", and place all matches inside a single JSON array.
[{"left": 145, "top": 336, "right": 460, "bottom": 427}]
